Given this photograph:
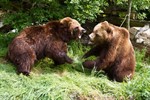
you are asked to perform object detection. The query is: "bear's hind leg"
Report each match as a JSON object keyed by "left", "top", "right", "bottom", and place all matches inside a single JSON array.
[{"left": 15, "top": 52, "right": 36, "bottom": 76}]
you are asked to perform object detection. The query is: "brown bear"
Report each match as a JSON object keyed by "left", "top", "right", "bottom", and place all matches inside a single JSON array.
[
  {"left": 82, "top": 21, "right": 136, "bottom": 82},
  {"left": 7, "top": 17, "right": 86, "bottom": 75}
]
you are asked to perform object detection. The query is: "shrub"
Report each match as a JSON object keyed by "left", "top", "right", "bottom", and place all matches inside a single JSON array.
[
  {"left": 65, "top": 0, "right": 108, "bottom": 23},
  {"left": 1, "top": 0, "right": 108, "bottom": 31}
]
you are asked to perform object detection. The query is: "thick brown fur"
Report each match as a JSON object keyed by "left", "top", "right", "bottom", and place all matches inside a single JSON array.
[
  {"left": 7, "top": 17, "right": 86, "bottom": 75},
  {"left": 82, "top": 21, "right": 136, "bottom": 82}
]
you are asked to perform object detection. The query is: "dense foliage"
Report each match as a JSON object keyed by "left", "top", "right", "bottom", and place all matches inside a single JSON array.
[
  {"left": 0, "top": 0, "right": 107, "bottom": 30},
  {"left": 116, "top": 0, "right": 150, "bottom": 20},
  {"left": 65, "top": 0, "right": 107, "bottom": 23},
  {"left": 0, "top": 0, "right": 150, "bottom": 31}
]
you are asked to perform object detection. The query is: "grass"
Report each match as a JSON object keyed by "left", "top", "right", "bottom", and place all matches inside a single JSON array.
[{"left": 0, "top": 33, "right": 150, "bottom": 100}]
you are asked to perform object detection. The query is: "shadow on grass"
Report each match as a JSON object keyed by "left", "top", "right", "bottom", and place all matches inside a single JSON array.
[
  {"left": 0, "top": 52, "right": 92, "bottom": 77},
  {"left": 32, "top": 57, "right": 82, "bottom": 76}
]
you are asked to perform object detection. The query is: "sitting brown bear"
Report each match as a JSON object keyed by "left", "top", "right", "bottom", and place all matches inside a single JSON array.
[
  {"left": 7, "top": 17, "right": 86, "bottom": 75},
  {"left": 82, "top": 21, "right": 136, "bottom": 82}
]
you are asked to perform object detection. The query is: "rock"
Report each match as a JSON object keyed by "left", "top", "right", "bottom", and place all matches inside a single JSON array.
[
  {"left": 129, "top": 24, "right": 150, "bottom": 46},
  {"left": 130, "top": 24, "right": 150, "bottom": 56}
]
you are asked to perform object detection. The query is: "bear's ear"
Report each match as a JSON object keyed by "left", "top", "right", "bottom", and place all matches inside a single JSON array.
[
  {"left": 103, "top": 21, "right": 109, "bottom": 25},
  {"left": 101, "top": 21, "right": 109, "bottom": 28},
  {"left": 101, "top": 21, "right": 112, "bottom": 34},
  {"left": 60, "top": 17, "right": 72, "bottom": 26}
]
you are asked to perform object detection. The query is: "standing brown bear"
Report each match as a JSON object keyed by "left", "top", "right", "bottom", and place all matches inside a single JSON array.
[
  {"left": 82, "top": 21, "right": 136, "bottom": 82},
  {"left": 7, "top": 17, "right": 86, "bottom": 75}
]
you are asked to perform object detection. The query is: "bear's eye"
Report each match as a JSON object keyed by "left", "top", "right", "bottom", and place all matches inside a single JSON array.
[
  {"left": 106, "top": 28, "right": 111, "bottom": 33},
  {"left": 95, "top": 33, "right": 98, "bottom": 37},
  {"left": 73, "top": 27, "right": 79, "bottom": 32},
  {"left": 74, "top": 27, "right": 79, "bottom": 30}
]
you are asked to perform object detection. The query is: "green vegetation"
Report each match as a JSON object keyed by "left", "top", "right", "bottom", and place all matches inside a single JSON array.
[
  {"left": 1, "top": 0, "right": 150, "bottom": 30},
  {"left": 0, "top": 33, "right": 150, "bottom": 100}
]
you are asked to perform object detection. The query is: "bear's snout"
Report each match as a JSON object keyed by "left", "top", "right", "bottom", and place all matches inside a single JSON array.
[
  {"left": 79, "top": 28, "right": 86, "bottom": 39},
  {"left": 89, "top": 33, "right": 95, "bottom": 41}
]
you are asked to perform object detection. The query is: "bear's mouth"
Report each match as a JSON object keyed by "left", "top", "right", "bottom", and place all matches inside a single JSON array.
[
  {"left": 78, "top": 34, "right": 82, "bottom": 39},
  {"left": 72, "top": 27, "right": 86, "bottom": 39}
]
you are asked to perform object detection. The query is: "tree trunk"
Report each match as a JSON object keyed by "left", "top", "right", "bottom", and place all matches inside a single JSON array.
[{"left": 127, "top": 0, "right": 132, "bottom": 30}]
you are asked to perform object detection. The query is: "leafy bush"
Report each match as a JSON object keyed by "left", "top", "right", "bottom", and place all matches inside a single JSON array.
[
  {"left": 1, "top": 0, "right": 150, "bottom": 31},
  {"left": 65, "top": 0, "right": 108, "bottom": 23},
  {"left": 0, "top": 33, "right": 16, "bottom": 57},
  {"left": 4, "top": 12, "right": 32, "bottom": 30},
  {"left": 1, "top": 0, "right": 109, "bottom": 31},
  {"left": 2, "top": 0, "right": 68, "bottom": 31},
  {"left": 116, "top": 0, "right": 150, "bottom": 20}
]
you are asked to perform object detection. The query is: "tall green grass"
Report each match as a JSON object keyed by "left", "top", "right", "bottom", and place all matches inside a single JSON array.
[{"left": 0, "top": 33, "right": 150, "bottom": 100}]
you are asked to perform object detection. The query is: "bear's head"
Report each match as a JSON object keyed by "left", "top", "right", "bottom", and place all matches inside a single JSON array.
[
  {"left": 89, "top": 21, "right": 113, "bottom": 45},
  {"left": 60, "top": 17, "right": 86, "bottom": 42}
]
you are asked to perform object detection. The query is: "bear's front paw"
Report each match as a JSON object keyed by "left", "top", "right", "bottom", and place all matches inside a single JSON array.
[
  {"left": 18, "top": 70, "right": 30, "bottom": 76},
  {"left": 82, "top": 60, "right": 96, "bottom": 69}
]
